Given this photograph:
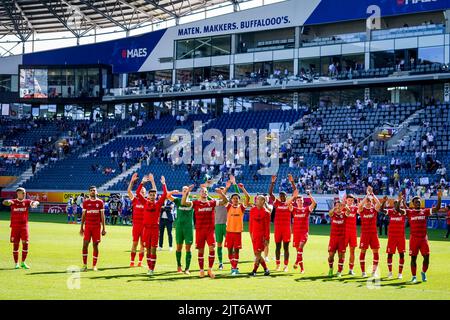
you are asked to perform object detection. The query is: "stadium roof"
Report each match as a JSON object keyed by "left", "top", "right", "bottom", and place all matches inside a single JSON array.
[{"left": 0, "top": 0, "right": 240, "bottom": 41}]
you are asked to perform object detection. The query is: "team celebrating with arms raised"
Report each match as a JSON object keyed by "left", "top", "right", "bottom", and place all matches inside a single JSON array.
[{"left": 2, "top": 173, "right": 446, "bottom": 283}]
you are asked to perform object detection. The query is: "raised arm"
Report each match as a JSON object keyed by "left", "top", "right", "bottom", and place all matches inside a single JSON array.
[
  {"left": 358, "top": 196, "right": 367, "bottom": 214},
  {"left": 288, "top": 174, "right": 297, "bottom": 193},
  {"left": 238, "top": 183, "right": 251, "bottom": 207},
  {"left": 127, "top": 173, "right": 138, "bottom": 200},
  {"left": 223, "top": 178, "right": 232, "bottom": 195},
  {"left": 395, "top": 193, "right": 407, "bottom": 215},
  {"left": 329, "top": 202, "right": 341, "bottom": 217},
  {"left": 371, "top": 191, "right": 382, "bottom": 212},
  {"left": 157, "top": 176, "right": 168, "bottom": 205},
  {"left": 136, "top": 175, "right": 150, "bottom": 203},
  {"left": 268, "top": 175, "right": 277, "bottom": 202},
  {"left": 181, "top": 188, "right": 192, "bottom": 207},
  {"left": 2, "top": 199, "right": 12, "bottom": 206},
  {"left": 432, "top": 190, "right": 443, "bottom": 213},
  {"left": 149, "top": 173, "right": 157, "bottom": 193},
  {"left": 308, "top": 191, "right": 317, "bottom": 212},
  {"left": 286, "top": 189, "right": 299, "bottom": 205},
  {"left": 216, "top": 188, "right": 229, "bottom": 206},
  {"left": 380, "top": 196, "right": 389, "bottom": 214}
]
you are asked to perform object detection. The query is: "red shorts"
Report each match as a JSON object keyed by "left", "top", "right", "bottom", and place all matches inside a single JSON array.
[
  {"left": 409, "top": 236, "right": 430, "bottom": 256},
  {"left": 344, "top": 231, "right": 358, "bottom": 248},
  {"left": 386, "top": 236, "right": 406, "bottom": 254},
  {"left": 274, "top": 227, "right": 291, "bottom": 243},
  {"left": 83, "top": 225, "right": 101, "bottom": 243},
  {"left": 359, "top": 233, "right": 380, "bottom": 250},
  {"left": 142, "top": 225, "right": 159, "bottom": 248},
  {"left": 251, "top": 233, "right": 266, "bottom": 253},
  {"left": 225, "top": 232, "right": 242, "bottom": 249},
  {"left": 10, "top": 227, "right": 29, "bottom": 243},
  {"left": 293, "top": 232, "right": 308, "bottom": 249},
  {"left": 132, "top": 224, "right": 144, "bottom": 242},
  {"left": 328, "top": 236, "right": 346, "bottom": 253},
  {"left": 196, "top": 229, "right": 215, "bottom": 249}
]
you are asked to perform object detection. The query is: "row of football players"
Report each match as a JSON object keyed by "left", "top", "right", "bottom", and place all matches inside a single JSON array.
[{"left": 2, "top": 174, "right": 443, "bottom": 283}]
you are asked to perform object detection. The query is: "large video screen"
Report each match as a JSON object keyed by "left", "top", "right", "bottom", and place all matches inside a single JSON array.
[{"left": 19, "top": 68, "right": 48, "bottom": 99}]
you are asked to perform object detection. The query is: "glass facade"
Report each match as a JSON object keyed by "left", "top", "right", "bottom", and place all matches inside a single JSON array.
[
  {"left": 299, "top": 57, "right": 320, "bottom": 75},
  {"left": 175, "top": 66, "right": 230, "bottom": 84},
  {"left": 370, "top": 51, "right": 395, "bottom": 69},
  {"left": 418, "top": 46, "right": 444, "bottom": 65},
  {"left": 234, "top": 60, "right": 293, "bottom": 79},
  {"left": 176, "top": 35, "right": 231, "bottom": 60},
  {"left": 176, "top": 68, "right": 193, "bottom": 83},
  {"left": 0, "top": 75, "right": 12, "bottom": 92},
  {"left": 19, "top": 66, "right": 105, "bottom": 99},
  {"left": 176, "top": 39, "right": 195, "bottom": 59},
  {"left": 154, "top": 70, "right": 172, "bottom": 82},
  {"left": 236, "top": 28, "right": 295, "bottom": 53}
]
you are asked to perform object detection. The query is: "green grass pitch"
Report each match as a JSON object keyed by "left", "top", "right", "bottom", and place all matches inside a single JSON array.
[{"left": 0, "top": 212, "right": 449, "bottom": 300}]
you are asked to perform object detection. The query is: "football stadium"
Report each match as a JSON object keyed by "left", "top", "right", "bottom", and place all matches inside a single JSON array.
[{"left": 0, "top": 0, "right": 450, "bottom": 302}]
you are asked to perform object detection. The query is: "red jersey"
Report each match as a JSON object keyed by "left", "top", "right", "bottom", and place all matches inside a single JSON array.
[
  {"left": 249, "top": 206, "right": 268, "bottom": 235},
  {"left": 447, "top": 208, "right": 450, "bottom": 225},
  {"left": 9, "top": 199, "right": 32, "bottom": 228},
  {"left": 407, "top": 208, "right": 431, "bottom": 238},
  {"left": 273, "top": 199, "right": 291, "bottom": 228},
  {"left": 83, "top": 198, "right": 104, "bottom": 227},
  {"left": 192, "top": 199, "right": 218, "bottom": 231},
  {"left": 330, "top": 212, "right": 346, "bottom": 238},
  {"left": 386, "top": 209, "right": 406, "bottom": 238},
  {"left": 292, "top": 206, "right": 310, "bottom": 235},
  {"left": 136, "top": 183, "right": 167, "bottom": 226},
  {"left": 132, "top": 197, "right": 146, "bottom": 226},
  {"left": 345, "top": 206, "right": 358, "bottom": 234},
  {"left": 360, "top": 207, "right": 378, "bottom": 235}
]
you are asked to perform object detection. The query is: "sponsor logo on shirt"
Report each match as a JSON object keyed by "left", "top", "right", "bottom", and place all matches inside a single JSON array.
[{"left": 198, "top": 207, "right": 213, "bottom": 212}]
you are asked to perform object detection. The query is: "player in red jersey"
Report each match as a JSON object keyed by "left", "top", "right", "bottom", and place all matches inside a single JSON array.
[
  {"left": 269, "top": 174, "right": 298, "bottom": 272},
  {"left": 79, "top": 186, "right": 106, "bottom": 271},
  {"left": 2, "top": 187, "right": 39, "bottom": 269},
  {"left": 343, "top": 194, "right": 358, "bottom": 275},
  {"left": 357, "top": 186, "right": 384, "bottom": 278},
  {"left": 381, "top": 193, "right": 407, "bottom": 280},
  {"left": 248, "top": 195, "right": 271, "bottom": 276},
  {"left": 289, "top": 191, "right": 316, "bottom": 273},
  {"left": 405, "top": 191, "right": 442, "bottom": 283},
  {"left": 182, "top": 186, "right": 228, "bottom": 279},
  {"left": 136, "top": 174, "right": 177, "bottom": 276},
  {"left": 328, "top": 200, "right": 347, "bottom": 277},
  {"left": 127, "top": 172, "right": 156, "bottom": 267}
]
